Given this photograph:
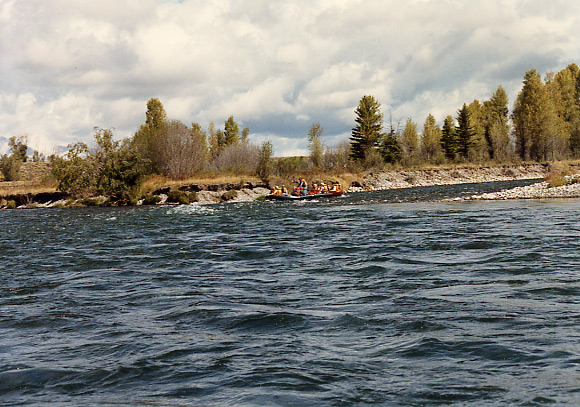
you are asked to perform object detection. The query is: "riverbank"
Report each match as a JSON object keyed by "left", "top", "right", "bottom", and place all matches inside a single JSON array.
[
  {"left": 0, "top": 163, "right": 569, "bottom": 208},
  {"left": 464, "top": 179, "right": 580, "bottom": 200},
  {"left": 353, "top": 163, "right": 549, "bottom": 191}
]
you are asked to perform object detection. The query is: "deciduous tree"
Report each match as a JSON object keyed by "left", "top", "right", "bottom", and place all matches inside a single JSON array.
[
  {"left": 54, "top": 128, "right": 147, "bottom": 198},
  {"left": 421, "top": 114, "right": 442, "bottom": 162},
  {"left": 401, "top": 118, "right": 419, "bottom": 161},
  {"left": 257, "top": 140, "right": 273, "bottom": 182},
  {"left": 133, "top": 98, "right": 168, "bottom": 172},
  {"left": 308, "top": 122, "right": 324, "bottom": 168}
]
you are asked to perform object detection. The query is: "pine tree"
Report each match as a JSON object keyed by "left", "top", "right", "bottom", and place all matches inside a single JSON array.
[
  {"left": 456, "top": 104, "right": 475, "bottom": 158},
  {"left": 381, "top": 117, "right": 401, "bottom": 163},
  {"left": 483, "top": 86, "right": 511, "bottom": 160},
  {"left": 224, "top": 116, "right": 240, "bottom": 145},
  {"left": 440, "top": 115, "right": 457, "bottom": 160},
  {"left": 241, "top": 127, "right": 250, "bottom": 143},
  {"left": 350, "top": 95, "right": 385, "bottom": 161}
]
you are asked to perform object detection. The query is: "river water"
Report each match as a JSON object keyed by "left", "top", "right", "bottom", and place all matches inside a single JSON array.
[{"left": 2, "top": 180, "right": 580, "bottom": 406}]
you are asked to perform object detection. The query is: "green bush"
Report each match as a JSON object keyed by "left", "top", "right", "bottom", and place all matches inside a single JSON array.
[
  {"left": 52, "top": 128, "right": 148, "bottom": 198},
  {"left": 0, "top": 155, "right": 22, "bottom": 181},
  {"left": 142, "top": 195, "right": 162, "bottom": 205},
  {"left": 222, "top": 189, "right": 238, "bottom": 201},
  {"left": 545, "top": 170, "right": 568, "bottom": 188},
  {"left": 167, "top": 190, "right": 195, "bottom": 204},
  {"left": 80, "top": 197, "right": 105, "bottom": 206},
  {"left": 6, "top": 200, "right": 17, "bottom": 209}
]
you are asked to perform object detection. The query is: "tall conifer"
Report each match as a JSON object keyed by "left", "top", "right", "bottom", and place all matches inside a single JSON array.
[
  {"left": 350, "top": 95, "right": 385, "bottom": 161},
  {"left": 440, "top": 115, "right": 457, "bottom": 160},
  {"left": 456, "top": 104, "right": 475, "bottom": 158}
]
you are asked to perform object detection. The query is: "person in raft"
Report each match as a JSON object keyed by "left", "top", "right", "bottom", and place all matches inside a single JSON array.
[
  {"left": 281, "top": 185, "right": 288, "bottom": 195},
  {"left": 291, "top": 186, "right": 300, "bottom": 196},
  {"left": 330, "top": 182, "right": 342, "bottom": 193},
  {"left": 298, "top": 178, "right": 308, "bottom": 196}
]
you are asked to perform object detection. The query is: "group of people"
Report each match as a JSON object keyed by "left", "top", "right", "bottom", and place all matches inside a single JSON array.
[{"left": 269, "top": 178, "right": 342, "bottom": 196}]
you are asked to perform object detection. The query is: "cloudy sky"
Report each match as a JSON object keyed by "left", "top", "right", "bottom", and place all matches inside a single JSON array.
[{"left": 1, "top": 0, "right": 580, "bottom": 156}]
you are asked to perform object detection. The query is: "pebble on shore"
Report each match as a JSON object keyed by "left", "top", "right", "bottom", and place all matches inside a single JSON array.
[{"left": 466, "top": 181, "right": 580, "bottom": 201}]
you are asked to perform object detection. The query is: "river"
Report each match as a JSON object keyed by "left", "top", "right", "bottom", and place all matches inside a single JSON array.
[{"left": 2, "top": 180, "right": 580, "bottom": 406}]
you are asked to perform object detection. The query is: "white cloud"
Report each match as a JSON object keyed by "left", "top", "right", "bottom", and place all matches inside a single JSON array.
[{"left": 1, "top": 0, "right": 580, "bottom": 155}]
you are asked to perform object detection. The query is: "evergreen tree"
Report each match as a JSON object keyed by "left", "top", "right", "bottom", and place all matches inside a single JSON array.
[
  {"left": 381, "top": 117, "right": 401, "bottom": 163},
  {"left": 241, "top": 127, "right": 250, "bottom": 143},
  {"left": 483, "top": 86, "right": 511, "bottom": 161},
  {"left": 440, "top": 115, "right": 457, "bottom": 160},
  {"left": 216, "top": 129, "right": 225, "bottom": 149},
  {"left": 350, "top": 95, "right": 385, "bottom": 161},
  {"left": 456, "top": 104, "right": 475, "bottom": 158},
  {"left": 224, "top": 115, "right": 240, "bottom": 145}
]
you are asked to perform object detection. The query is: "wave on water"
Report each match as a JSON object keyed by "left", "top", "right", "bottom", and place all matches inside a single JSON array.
[{"left": 2, "top": 182, "right": 580, "bottom": 406}]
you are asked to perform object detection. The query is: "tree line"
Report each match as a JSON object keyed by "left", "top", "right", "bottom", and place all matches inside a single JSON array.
[
  {"left": 4, "top": 63, "right": 579, "bottom": 201},
  {"left": 348, "top": 63, "right": 580, "bottom": 167},
  {"left": 49, "top": 98, "right": 274, "bottom": 200}
]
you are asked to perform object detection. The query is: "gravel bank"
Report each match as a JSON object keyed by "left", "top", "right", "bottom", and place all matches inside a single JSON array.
[
  {"left": 195, "top": 187, "right": 271, "bottom": 204},
  {"left": 465, "top": 181, "right": 580, "bottom": 200},
  {"left": 352, "top": 164, "right": 548, "bottom": 192}
]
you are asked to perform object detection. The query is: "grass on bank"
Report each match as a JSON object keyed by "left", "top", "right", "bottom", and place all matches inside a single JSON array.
[
  {"left": 3, "top": 159, "right": 580, "bottom": 199},
  {"left": 0, "top": 182, "right": 57, "bottom": 197}
]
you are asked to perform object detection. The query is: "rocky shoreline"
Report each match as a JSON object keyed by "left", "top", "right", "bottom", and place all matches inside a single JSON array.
[
  {"left": 353, "top": 164, "right": 549, "bottom": 192},
  {"left": 3, "top": 163, "right": 580, "bottom": 208},
  {"left": 355, "top": 163, "right": 580, "bottom": 202},
  {"left": 464, "top": 180, "right": 580, "bottom": 201}
]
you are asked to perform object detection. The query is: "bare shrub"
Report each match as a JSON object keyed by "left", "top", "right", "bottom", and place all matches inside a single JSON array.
[
  {"left": 321, "top": 141, "right": 351, "bottom": 172},
  {"left": 158, "top": 120, "right": 208, "bottom": 179},
  {"left": 211, "top": 142, "right": 259, "bottom": 174}
]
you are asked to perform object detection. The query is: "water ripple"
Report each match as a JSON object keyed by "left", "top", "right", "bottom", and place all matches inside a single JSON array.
[{"left": 3, "top": 183, "right": 580, "bottom": 405}]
